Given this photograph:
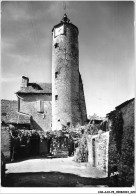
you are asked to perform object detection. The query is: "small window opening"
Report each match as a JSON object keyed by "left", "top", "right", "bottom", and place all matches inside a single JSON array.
[
  {"left": 55, "top": 95, "right": 58, "bottom": 100},
  {"left": 55, "top": 72, "right": 59, "bottom": 78},
  {"left": 54, "top": 43, "right": 59, "bottom": 48},
  {"left": 2, "top": 113, "right": 7, "bottom": 116},
  {"left": 67, "top": 122, "right": 70, "bottom": 127}
]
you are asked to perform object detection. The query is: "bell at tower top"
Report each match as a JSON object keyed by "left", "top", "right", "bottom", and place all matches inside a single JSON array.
[{"left": 61, "top": 13, "right": 70, "bottom": 23}]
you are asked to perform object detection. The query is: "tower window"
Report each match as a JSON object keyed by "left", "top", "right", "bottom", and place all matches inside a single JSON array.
[
  {"left": 54, "top": 43, "right": 59, "bottom": 48},
  {"left": 55, "top": 95, "right": 58, "bottom": 100},
  {"left": 67, "top": 122, "right": 70, "bottom": 127},
  {"left": 18, "top": 97, "right": 20, "bottom": 112},
  {"left": 55, "top": 71, "right": 59, "bottom": 78},
  {"left": 2, "top": 113, "right": 6, "bottom": 116}
]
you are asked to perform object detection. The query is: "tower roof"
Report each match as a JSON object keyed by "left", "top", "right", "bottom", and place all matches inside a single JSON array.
[
  {"left": 52, "top": 14, "right": 79, "bottom": 34},
  {"left": 61, "top": 13, "right": 70, "bottom": 23}
]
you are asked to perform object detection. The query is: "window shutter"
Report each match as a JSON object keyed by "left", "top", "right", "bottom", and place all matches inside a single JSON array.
[
  {"left": 37, "top": 100, "right": 44, "bottom": 113},
  {"left": 40, "top": 101, "right": 44, "bottom": 113}
]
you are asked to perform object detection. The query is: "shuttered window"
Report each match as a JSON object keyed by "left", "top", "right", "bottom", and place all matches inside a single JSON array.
[{"left": 37, "top": 100, "right": 44, "bottom": 113}]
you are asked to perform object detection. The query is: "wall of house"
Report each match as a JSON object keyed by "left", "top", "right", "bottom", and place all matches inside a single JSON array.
[
  {"left": 52, "top": 23, "right": 84, "bottom": 130},
  {"left": 1, "top": 126, "right": 11, "bottom": 161},
  {"left": 108, "top": 100, "right": 135, "bottom": 186},
  {"left": 87, "top": 131, "right": 109, "bottom": 175},
  {"left": 19, "top": 94, "right": 52, "bottom": 132},
  {"left": 119, "top": 100, "right": 134, "bottom": 128},
  {"left": 79, "top": 75, "right": 87, "bottom": 125},
  {"left": 118, "top": 100, "right": 135, "bottom": 186},
  {"left": 1, "top": 99, "right": 18, "bottom": 123}
]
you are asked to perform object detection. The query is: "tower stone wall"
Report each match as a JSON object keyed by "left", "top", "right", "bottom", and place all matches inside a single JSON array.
[
  {"left": 79, "top": 73, "right": 87, "bottom": 125},
  {"left": 52, "top": 14, "right": 87, "bottom": 130}
]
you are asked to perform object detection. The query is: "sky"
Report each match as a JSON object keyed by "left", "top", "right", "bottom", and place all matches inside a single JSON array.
[{"left": 1, "top": 1, "right": 135, "bottom": 117}]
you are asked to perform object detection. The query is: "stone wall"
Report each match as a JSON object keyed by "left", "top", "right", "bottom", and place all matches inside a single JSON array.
[
  {"left": 19, "top": 94, "right": 52, "bottom": 132},
  {"left": 119, "top": 100, "right": 134, "bottom": 128},
  {"left": 52, "top": 22, "right": 85, "bottom": 130},
  {"left": 1, "top": 99, "right": 18, "bottom": 123},
  {"left": 108, "top": 99, "right": 135, "bottom": 186},
  {"left": 87, "top": 132, "right": 109, "bottom": 175},
  {"left": 118, "top": 100, "right": 134, "bottom": 186},
  {"left": 1, "top": 126, "right": 11, "bottom": 161},
  {"left": 79, "top": 74, "right": 87, "bottom": 125}
]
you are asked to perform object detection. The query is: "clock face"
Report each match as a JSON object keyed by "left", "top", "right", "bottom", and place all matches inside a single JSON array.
[{"left": 54, "top": 25, "right": 64, "bottom": 37}]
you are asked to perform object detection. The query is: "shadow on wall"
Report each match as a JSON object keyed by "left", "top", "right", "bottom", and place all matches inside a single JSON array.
[{"left": 31, "top": 118, "right": 45, "bottom": 131}]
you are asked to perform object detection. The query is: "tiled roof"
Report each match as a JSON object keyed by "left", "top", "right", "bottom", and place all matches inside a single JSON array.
[
  {"left": 16, "top": 83, "right": 52, "bottom": 94},
  {"left": 1, "top": 100, "right": 31, "bottom": 124}
]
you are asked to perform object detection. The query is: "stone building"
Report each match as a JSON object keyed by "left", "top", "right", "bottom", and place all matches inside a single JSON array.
[
  {"left": 16, "top": 76, "right": 52, "bottom": 132},
  {"left": 115, "top": 98, "right": 134, "bottom": 129},
  {"left": 1, "top": 81, "right": 52, "bottom": 158},
  {"left": 107, "top": 98, "right": 135, "bottom": 186},
  {"left": 86, "top": 98, "right": 135, "bottom": 180},
  {"left": 1, "top": 99, "right": 31, "bottom": 160},
  {"left": 52, "top": 14, "right": 87, "bottom": 131}
]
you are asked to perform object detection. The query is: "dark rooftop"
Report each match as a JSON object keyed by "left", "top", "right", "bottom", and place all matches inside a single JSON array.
[{"left": 16, "top": 83, "right": 52, "bottom": 94}]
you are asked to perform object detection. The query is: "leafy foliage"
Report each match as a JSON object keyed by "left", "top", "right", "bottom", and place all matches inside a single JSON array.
[
  {"left": 73, "top": 133, "right": 88, "bottom": 162},
  {"left": 9, "top": 122, "right": 100, "bottom": 161}
]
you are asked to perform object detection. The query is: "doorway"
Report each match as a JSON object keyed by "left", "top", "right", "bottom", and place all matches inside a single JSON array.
[{"left": 30, "top": 136, "right": 40, "bottom": 156}]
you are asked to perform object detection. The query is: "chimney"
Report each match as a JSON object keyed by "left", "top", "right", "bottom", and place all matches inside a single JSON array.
[{"left": 21, "top": 76, "right": 29, "bottom": 88}]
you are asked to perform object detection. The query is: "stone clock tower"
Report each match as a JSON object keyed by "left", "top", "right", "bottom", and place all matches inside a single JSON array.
[{"left": 52, "top": 14, "right": 87, "bottom": 131}]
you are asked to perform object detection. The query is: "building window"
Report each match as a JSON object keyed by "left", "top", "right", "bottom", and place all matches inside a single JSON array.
[
  {"left": 2, "top": 113, "right": 6, "bottom": 116},
  {"left": 55, "top": 71, "right": 59, "bottom": 79},
  {"left": 37, "top": 100, "right": 44, "bottom": 113},
  {"left": 54, "top": 43, "right": 59, "bottom": 48},
  {"left": 55, "top": 95, "right": 58, "bottom": 100},
  {"left": 67, "top": 122, "right": 70, "bottom": 127}
]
